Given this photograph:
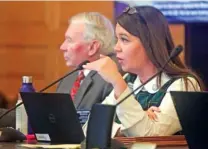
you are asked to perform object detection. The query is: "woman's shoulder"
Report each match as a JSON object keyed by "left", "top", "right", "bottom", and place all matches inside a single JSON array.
[{"left": 167, "top": 75, "right": 201, "bottom": 92}]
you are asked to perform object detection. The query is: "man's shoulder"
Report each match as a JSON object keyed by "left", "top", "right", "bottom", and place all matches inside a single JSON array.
[
  {"left": 0, "top": 108, "right": 6, "bottom": 114},
  {"left": 89, "top": 71, "right": 109, "bottom": 84},
  {"left": 0, "top": 108, "right": 15, "bottom": 128}
]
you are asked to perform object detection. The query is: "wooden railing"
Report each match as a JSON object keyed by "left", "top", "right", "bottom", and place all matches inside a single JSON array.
[{"left": 115, "top": 135, "right": 187, "bottom": 147}]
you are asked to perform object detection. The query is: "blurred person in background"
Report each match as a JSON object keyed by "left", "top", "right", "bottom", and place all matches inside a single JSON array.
[
  {"left": 0, "top": 92, "right": 15, "bottom": 128},
  {"left": 57, "top": 12, "right": 123, "bottom": 110}
]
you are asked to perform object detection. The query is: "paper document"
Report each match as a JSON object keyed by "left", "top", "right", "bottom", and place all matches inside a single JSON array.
[
  {"left": 130, "top": 142, "right": 156, "bottom": 149},
  {"left": 18, "top": 144, "right": 81, "bottom": 149}
]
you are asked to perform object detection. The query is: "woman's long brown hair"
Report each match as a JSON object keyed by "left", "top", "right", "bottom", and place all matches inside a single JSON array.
[{"left": 117, "top": 6, "right": 204, "bottom": 90}]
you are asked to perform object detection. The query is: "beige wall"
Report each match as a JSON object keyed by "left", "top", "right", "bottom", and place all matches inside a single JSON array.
[{"left": 0, "top": 1, "right": 184, "bottom": 106}]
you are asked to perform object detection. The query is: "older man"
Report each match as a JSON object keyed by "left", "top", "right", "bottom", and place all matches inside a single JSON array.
[{"left": 57, "top": 12, "right": 121, "bottom": 110}]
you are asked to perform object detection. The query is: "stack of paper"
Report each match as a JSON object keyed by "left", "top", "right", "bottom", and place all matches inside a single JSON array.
[
  {"left": 18, "top": 144, "right": 81, "bottom": 149},
  {"left": 130, "top": 142, "right": 156, "bottom": 149}
]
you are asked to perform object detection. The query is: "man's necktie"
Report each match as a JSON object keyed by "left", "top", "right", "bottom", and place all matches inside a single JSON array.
[{"left": 70, "top": 71, "right": 85, "bottom": 100}]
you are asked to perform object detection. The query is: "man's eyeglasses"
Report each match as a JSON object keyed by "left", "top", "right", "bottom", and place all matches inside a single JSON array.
[{"left": 123, "top": 6, "right": 138, "bottom": 15}]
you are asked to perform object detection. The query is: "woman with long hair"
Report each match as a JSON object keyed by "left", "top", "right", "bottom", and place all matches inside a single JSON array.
[{"left": 83, "top": 6, "right": 203, "bottom": 136}]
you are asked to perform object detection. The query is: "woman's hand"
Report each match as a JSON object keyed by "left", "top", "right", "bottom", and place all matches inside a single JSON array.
[
  {"left": 83, "top": 55, "right": 127, "bottom": 98},
  {"left": 146, "top": 106, "right": 161, "bottom": 121},
  {"left": 114, "top": 128, "right": 125, "bottom": 137},
  {"left": 83, "top": 55, "right": 119, "bottom": 85}
]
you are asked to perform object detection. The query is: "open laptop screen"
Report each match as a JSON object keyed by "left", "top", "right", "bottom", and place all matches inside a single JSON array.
[
  {"left": 171, "top": 91, "right": 208, "bottom": 149},
  {"left": 20, "top": 92, "right": 85, "bottom": 144}
]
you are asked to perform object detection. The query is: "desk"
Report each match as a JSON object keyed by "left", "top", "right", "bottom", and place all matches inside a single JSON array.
[
  {"left": 0, "top": 143, "right": 18, "bottom": 149},
  {"left": 0, "top": 136, "right": 189, "bottom": 149},
  {"left": 115, "top": 135, "right": 188, "bottom": 149}
]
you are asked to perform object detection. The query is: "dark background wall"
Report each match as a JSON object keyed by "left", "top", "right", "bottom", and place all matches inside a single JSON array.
[{"left": 185, "top": 23, "right": 208, "bottom": 89}]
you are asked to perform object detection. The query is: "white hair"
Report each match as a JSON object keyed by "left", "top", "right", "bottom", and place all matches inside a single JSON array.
[{"left": 69, "top": 12, "right": 115, "bottom": 55}]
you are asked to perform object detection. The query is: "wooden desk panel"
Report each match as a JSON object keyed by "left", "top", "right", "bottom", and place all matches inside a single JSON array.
[
  {"left": 115, "top": 135, "right": 188, "bottom": 148},
  {"left": 158, "top": 147, "right": 187, "bottom": 149}
]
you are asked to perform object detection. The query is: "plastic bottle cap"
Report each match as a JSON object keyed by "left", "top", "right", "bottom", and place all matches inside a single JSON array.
[
  {"left": 22, "top": 76, "right": 33, "bottom": 83},
  {"left": 26, "top": 134, "right": 36, "bottom": 140}
]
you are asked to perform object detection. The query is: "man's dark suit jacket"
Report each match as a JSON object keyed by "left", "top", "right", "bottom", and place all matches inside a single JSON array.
[
  {"left": 0, "top": 109, "right": 15, "bottom": 128},
  {"left": 56, "top": 70, "right": 113, "bottom": 110}
]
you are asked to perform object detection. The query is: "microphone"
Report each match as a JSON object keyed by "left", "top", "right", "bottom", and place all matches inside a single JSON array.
[
  {"left": 0, "top": 60, "right": 89, "bottom": 120},
  {"left": 86, "top": 45, "right": 183, "bottom": 149},
  {"left": 116, "top": 45, "right": 183, "bottom": 106}
]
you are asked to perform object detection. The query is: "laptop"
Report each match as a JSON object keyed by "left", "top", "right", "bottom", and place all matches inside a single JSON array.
[
  {"left": 170, "top": 91, "right": 208, "bottom": 149},
  {"left": 20, "top": 92, "right": 85, "bottom": 144}
]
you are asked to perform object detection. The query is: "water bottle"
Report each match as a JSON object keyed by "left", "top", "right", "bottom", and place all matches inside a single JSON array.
[{"left": 16, "top": 76, "right": 35, "bottom": 135}]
